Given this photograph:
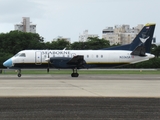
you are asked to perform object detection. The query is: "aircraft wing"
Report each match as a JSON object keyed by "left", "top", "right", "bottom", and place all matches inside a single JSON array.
[{"left": 67, "top": 55, "right": 86, "bottom": 67}]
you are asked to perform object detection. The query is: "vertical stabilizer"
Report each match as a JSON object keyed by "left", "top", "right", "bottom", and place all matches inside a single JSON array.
[
  {"left": 130, "top": 23, "right": 155, "bottom": 53},
  {"left": 101, "top": 23, "right": 155, "bottom": 52}
]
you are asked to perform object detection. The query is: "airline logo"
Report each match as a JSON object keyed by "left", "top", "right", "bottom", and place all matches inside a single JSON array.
[
  {"left": 139, "top": 36, "right": 150, "bottom": 43},
  {"left": 42, "top": 50, "right": 70, "bottom": 55}
]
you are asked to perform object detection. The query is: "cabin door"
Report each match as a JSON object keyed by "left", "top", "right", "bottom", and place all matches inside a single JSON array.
[{"left": 35, "top": 51, "right": 42, "bottom": 65}]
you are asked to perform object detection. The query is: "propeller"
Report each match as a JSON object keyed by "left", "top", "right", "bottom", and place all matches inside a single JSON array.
[{"left": 47, "top": 64, "right": 49, "bottom": 73}]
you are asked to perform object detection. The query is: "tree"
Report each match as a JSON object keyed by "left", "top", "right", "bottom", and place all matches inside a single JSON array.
[
  {"left": 86, "top": 37, "right": 110, "bottom": 50},
  {"left": 151, "top": 44, "right": 160, "bottom": 58},
  {"left": 71, "top": 41, "right": 87, "bottom": 50},
  {"left": 0, "top": 31, "right": 45, "bottom": 54},
  {"left": 50, "top": 39, "right": 71, "bottom": 50},
  {"left": 71, "top": 37, "right": 110, "bottom": 50}
]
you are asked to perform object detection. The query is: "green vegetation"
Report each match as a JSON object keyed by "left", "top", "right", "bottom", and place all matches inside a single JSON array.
[
  {"left": 71, "top": 37, "right": 110, "bottom": 50},
  {"left": 0, "top": 30, "right": 160, "bottom": 68}
]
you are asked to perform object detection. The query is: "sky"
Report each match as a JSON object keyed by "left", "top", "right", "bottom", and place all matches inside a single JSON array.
[{"left": 0, "top": 0, "right": 159, "bottom": 43}]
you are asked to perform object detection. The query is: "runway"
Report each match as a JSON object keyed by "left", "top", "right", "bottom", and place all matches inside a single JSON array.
[
  {"left": 0, "top": 74, "right": 160, "bottom": 97},
  {"left": 0, "top": 74, "right": 160, "bottom": 119},
  {"left": 0, "top": 97, "right": 159, "bottom": 119}
]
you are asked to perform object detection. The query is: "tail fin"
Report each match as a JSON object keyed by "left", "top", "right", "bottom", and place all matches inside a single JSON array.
[
  {"left": 130, "top": 23, "right": 155, "bottom": 53},
  {"left": 101, "top": 23, "right": 156, "bottom": 53}
]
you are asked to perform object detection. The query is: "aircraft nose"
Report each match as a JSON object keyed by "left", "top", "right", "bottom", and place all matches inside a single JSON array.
[{"left": 3, "top": 59, "right": 12, "bottom": 67}]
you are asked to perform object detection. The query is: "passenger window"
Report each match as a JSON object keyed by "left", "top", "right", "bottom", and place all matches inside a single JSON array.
[
  {"left": 96, "top": 55, "right": 98, "bottom": 58},
  {"left": 101, "top": 55, "right": 103, "bottom": 58},
  {"left": 19, "top": 53, "right": 26, "bottom": 57},
  {"left": 87, "top": 55, "right": 89, "bottom": 58}
]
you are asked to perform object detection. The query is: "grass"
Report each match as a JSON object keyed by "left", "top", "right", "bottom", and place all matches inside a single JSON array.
[{"left": 1, "top": 69, "right": 160, "bottom": 75}]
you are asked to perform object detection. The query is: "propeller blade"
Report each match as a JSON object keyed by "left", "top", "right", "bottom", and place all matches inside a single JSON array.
[
  {"left": 47, "top": 66, "right": 49, "bottom": 73},
  {"left": 47, "top": 53, "right": 50, "bottom": 73}
]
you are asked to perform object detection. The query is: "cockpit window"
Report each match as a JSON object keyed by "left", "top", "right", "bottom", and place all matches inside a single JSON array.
[
  {"left": 14, "top": 53, "right": 26, "bottom": 57},
  {"left": 19, "top": 53, "right": 26, "bottom": 57},
  {"left": 14, "top": 53, "right": 20, "bottom": 57}
]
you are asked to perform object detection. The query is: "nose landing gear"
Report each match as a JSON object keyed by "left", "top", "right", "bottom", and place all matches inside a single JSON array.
[{"left": 17, "top": 69, "right": 21, "bottom": 77}]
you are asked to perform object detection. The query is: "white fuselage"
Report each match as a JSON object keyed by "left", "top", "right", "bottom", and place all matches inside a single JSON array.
[{"left": 8, "top": 50, "right": 154, "bottom": 68}]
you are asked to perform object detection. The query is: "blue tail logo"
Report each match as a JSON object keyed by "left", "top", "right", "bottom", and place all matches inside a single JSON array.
[{"left": 139, "top": 36, "right": 150, "bottom": 43}]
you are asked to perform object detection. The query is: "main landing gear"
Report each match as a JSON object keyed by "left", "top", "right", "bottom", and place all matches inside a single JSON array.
[
  {"left": 71, "top": 68, "right": 79, "bottom": 77},
  {"left": 17, "top": 69, "right": 21, "bottom": 77}
]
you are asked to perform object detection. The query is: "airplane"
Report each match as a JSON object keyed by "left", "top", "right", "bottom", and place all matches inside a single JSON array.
[{"left": 3, "top": 23, "right": 156, "bottom": 77}]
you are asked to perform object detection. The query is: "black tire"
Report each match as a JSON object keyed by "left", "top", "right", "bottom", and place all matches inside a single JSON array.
[
  {"left": 71, "top": 73, "right": 79, "bottom": 77},
  {"left": 18, "top": 73, "right": 21, "bottom": 77}
]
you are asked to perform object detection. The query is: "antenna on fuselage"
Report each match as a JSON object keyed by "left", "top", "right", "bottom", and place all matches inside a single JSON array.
[{"left": 63, "top": 48, "right": 66, "bottom": 50}]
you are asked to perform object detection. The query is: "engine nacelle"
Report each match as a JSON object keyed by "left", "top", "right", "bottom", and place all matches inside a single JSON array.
[{"left": 50, "top": 57, "right": 76, "bottom": 68}]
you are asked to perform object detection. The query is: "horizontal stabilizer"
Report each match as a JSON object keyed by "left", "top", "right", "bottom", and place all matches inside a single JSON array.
[
  {"left": 130, "top": 59, "right": 149, "bottom": 64},
  {"left": 131, "top": 45, "right": 146, "bottom": 56}
]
